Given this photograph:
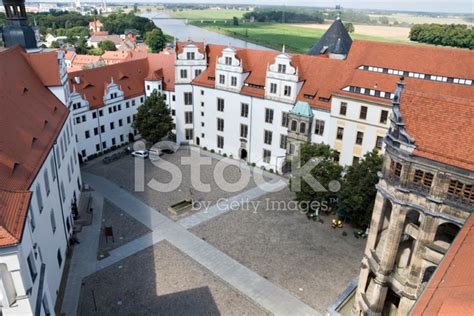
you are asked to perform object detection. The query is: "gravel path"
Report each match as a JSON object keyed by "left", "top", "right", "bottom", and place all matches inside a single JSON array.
[
  {"left": 79, "top": 241, "right": 268, "bottom": 316},
  {"left": 191, "top": 189, "right": 366, "bottom": 313}
]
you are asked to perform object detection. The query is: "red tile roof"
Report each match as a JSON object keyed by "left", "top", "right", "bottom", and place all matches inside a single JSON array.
[
  {"left": 411, "top": 215, "right": 474, "bottom": 315},
  {"left": 176, "top": 41, "right": 205, "bottom": 55},
  {"left": 192, "top": 40, "right": 474, "bottom": 111},
  {"left": 72, "top": 54, "right": 102, "bottom": 66},
  {"left": 400, "top": 89, "right": 474, "bottom": 172},
  {"left": 69, "top": 49, "right": 175, "bottom": 109},
  {"left": 24, "top": 50, "right": 62, "bottom": 86},
  {"left": 0, "top": 46, "right": 69, "bottom": 247}
]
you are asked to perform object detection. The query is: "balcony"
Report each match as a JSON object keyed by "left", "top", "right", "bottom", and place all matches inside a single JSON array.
[{"left": 406, "top": 182, "right": 431, "bottom": 197}]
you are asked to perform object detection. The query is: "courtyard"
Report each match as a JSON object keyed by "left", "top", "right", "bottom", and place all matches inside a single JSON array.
[{"left": 65, "top": 146, "right": 365, "bottom": 315}]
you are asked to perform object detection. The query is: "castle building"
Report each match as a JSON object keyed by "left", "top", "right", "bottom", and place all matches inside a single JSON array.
[
  {"left": 0, "top": 2, "right": 81, "bottom": 314},
  {"left": 351, "top": 82, "right": 474, "bottom": 315}
]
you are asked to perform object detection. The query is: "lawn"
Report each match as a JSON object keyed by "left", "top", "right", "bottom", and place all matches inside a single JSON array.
[
  {"left": 167, "top": 9, "right": 245, "bottom": 21},
  {"left": 190, "top": 21, "right": 415, "bottom": 54}
]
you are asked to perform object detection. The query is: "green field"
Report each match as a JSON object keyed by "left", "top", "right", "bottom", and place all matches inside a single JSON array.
[
  {"left": 168, "top": 9, "right": 245, "bottom": 21},
  {"left": 190, "top": 22, "right": 414, "bottom": 53}
]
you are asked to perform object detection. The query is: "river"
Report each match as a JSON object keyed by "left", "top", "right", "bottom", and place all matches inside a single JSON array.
[{"left": 141, "top": 12, "right": 273, "bottom": 51}]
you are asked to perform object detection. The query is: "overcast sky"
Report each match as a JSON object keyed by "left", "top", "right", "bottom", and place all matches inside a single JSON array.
[{"left": 34, "top": 1, "right": 474, "bottom": 13}]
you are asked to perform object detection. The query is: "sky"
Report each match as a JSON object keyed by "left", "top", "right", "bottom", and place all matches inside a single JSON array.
[{"left": 31, "top": 0, "right": 474, "bottom": 14}]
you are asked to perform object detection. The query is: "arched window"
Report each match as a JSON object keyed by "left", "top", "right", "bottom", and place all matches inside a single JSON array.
[
  {"left": 434, "top": 222, "right": 460, "bottom": 246},
  {"left": 291, "top": 120, "right": 297, "bottom": 131},
  {"left": 300, "top": 122, "right": 306, "bottom": 133}
]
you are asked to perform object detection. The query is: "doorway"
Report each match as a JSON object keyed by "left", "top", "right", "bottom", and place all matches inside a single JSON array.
[
  {"left": 240, "top": 149, "right": 248, "bottom": 160},
  {"left": 128, "top": 133, "right": 135, "bottom": 143}
]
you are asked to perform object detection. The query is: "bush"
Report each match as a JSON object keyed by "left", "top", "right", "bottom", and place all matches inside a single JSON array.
[
  {"left": 269, "top": 168, "right": 274, "bottom": 173},
  {"left": 251, "top": 162, "right": 256, "bottom": 167},
  {"left": 223, "top": 153, "right": 227, "bottom": 157},
  {"left": 210, "top": 149, "right": 215, "bottom": 153},
  {"left": 203, "top": 146, "right": 208, "bottom": 151}
]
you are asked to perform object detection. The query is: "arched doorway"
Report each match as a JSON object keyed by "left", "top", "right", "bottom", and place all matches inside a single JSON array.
[
  {"left": 128, "top": 133, "right": 135, "bottom": 143},
  {"left": 240, "top": 149, "right": 248, "bottom": 161},
  {"left": 196, "top": 137, "right": 200, "bottom": 146}
]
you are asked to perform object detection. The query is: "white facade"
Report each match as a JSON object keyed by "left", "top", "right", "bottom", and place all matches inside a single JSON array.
[{"left": 0, "top": 114, "right": 81, "bottom": 316}]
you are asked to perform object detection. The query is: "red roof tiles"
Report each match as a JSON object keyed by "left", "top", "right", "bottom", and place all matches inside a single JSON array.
[
  {"left": 0, "top": 46, "right": 69, "bottom": 247},
  {"left": 411, "top": 215, "right": 474, "bottom": 315},
  {"left": 69, "top": 49, "right": 175, "bottom": 109},
  {"left": 400, "top": 89, "right": 474, "bottom": 172}
]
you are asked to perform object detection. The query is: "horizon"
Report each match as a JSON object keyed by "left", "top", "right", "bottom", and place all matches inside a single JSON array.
[{"left": 26, "top": 0, "right": 474, "bottom": 14}]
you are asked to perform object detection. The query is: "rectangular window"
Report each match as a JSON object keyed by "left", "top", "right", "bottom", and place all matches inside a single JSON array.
[
  {"left": 376, "top": 136, "right": 384, "bottom": 149},
  {"left": 184, "top": 92, "right": 193, "bottom": 105},
  {"left": 110, "top": 122, "right": 114, "bottom": 130},
  {"left": 195, "top": 69, "right": 202, "bottom": 77},
  {"left": 185, "top": 111, "right": 193, "bottom": 124},
  {"left": 187, "top": 52, "right": 195, "bottom": 60},
  {"left": 280, "top": 134, "right": 287, "bottom": 149},
  {"left": 283, "top": 85, "right": 292, "bottom": 97},
  {"left": 217, "top": 98, "right": 224, "bottom": 112},
  {"left": 360, "top": 106, "right": 368, "bottom": 120},
  {"left": 447, "top": 179, "right": 474, "bottom": 204},
  {"left": 36, "top": 185, "right": 43, "bottom": 212},
  {"left": 225, "top": 57, "right": 232, "bottom": 65},
  {"left": 180, "top": 69, "right": 188, "bottom": 79},
  {"left": 352, "top": 156, "right": 360, "bottom": 166},
  {"left": 336, "top": 127, "right": 344, "bottom": 140},
  {"left": 57, "top": 249, "right": 62, "bottom": 267},
  {"left": 281, "top": 112, "right": 289, "bottom": 127},
  {"left": 355, "top": 131, "right": 364, "bottom": 145},
  {"left": 92, "top": 111, "right": 97, "bottom": 119},
  {"left": 27, "top": 252, "right": 37, "bottom": 282},
  {"left": 263, "top": 149, "right": 271, "bottom": 163},
  {"left": 50, "top": 158, "right": 56, "bottom": 180},
  {"left": 217, "top": 118, "right": 224, "bottom": 132},
  {"left": 29, "top": 207, "right": 35, "bottom": 232},
  {"left": 264, "top": 130, "right": 273, "bottom": 145},
  {"left": 99, "top": 109, "right": 103, "bottom": 117},
  {"left": 278, "top": 64, "right": 286, "bottom": 73},
  {"left": 265, "top": 108, "right": 274, "bottom": 124},
  {"left": 84, "top": 130, "right": 90, "bottom": 139},
  {"left": 217, "top": 135, "right": 224, "bottom": 149},
  {"left": 60, "top": 181, "right": 66, "bottom": 202},
  {"left": 413, "top": 169, "right": 434, "bottom": 189},
  {"left": 50, "top": 209, "right": 56, "bottom": 234},
  {"left": 185, "top": 129, "right": 193, "bottom": 140},
  {"left": 270, "top": 83, "right": 277, "bottom": 94},
  {"left": 231, "top": 76, "right": 237, "bottom": 87},
  {"left": 390, "top": 160, "right": 403, "bottom": 178},
  {"left": 44, "top": 170, "right": 50, "bottom": 196},
  {"left": 380, "top": 110, "right": 389, "bottom": 124},
  {"left": 119, "top": 119, "right": 123, "bottom": 127},
  {"left": 112, "top": 138, "right": 116, "bottom": 146},
  {"left": 314, "top": 119, "right": 325, "bottom": 136},
  {"left": 240, "top": 124, "right": 248, "bottom": 138},
  {"left": 241, "top": 103, "right": 249, "bottom": 118},
  {"left": 219, "top": 74, "right": 225, "bottom": 85},
  {"left": 340, "top": 102, "right": 347, "bottom": 116},
  {"left": 127, "top": 116, "right": 131, "bottom": 124}
]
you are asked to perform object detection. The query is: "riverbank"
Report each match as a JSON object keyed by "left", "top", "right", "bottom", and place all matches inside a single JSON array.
[{"left": 189, "top": 21, "right": 416, "bottom": 54}]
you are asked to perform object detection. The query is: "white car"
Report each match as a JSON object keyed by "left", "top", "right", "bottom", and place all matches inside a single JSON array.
[{"left": 131, "top": 150, "right": 149, "bottom": 159}]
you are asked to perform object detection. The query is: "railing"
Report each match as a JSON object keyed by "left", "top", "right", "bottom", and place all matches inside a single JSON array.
[
  {"left": 445, "top": 194, "right": 474, "bottom": 210},
  {"left": 406, "top": 182, "right": 431, "bottom": 196}
]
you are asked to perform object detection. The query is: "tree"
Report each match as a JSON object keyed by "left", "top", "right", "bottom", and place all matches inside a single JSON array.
[
  {"left": 144, "top": 28, "right": 166, "bottom": 53},
  {"left": 290, "top": 143, "right": 343, "bottom": 212},
  {"left": 98, "top": 40, "right": 117, "bottom": 52},
  {"left": 233, "top": 16, "right": 239, "bottom": 26},
  {"left": 344, "top": 22, "right": 355, "bottom": 33},
  {"left": 133, "top": 91, "right": 173, "bottom": 144},
  {"left": 336, "top": 150, "right": 383, "bottom": 228}
]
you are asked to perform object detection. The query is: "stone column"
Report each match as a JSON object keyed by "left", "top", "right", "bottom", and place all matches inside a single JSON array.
[
  {"left": 380, "top": 204, "right": 406, "bottom": 273},
  {"left": 365, "top": 192, "right": 386, "bottom": 252}
]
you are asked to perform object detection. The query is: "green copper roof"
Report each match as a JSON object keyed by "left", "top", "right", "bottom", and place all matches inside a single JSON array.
[{"left": 290, "top": 101, "right": 313, "bottom": 117}]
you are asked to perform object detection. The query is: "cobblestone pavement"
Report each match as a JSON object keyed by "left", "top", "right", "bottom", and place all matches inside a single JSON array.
[
  {"left": 79, "top": 241, "right": 268, "bottom": 316},
  {"left": 82, "top": 172, "right": 319, "bottom": 316},
  {"left": 97, "top": 200, "right": 151, "bottom": 259},
  {"left": 191, "top": 189, "right": 366, "bottom": 313},
  {"left": 82, "top": 147, "right": 275, "bottom": 220}
]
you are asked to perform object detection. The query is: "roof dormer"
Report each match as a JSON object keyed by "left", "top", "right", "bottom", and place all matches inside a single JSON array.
[
  {"left": 215, "top": 46, "right": 248, "bottom": 93},
  {"left": 265, "top": 50, "right": 301, "bottom": 104}
]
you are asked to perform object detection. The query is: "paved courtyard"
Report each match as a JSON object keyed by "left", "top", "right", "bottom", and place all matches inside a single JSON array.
[{"left": 63, "top": 147, "right": 365, "bottom": 315}]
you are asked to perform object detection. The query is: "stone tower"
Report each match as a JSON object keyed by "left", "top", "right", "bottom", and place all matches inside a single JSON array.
[
  {"left": 353, "top": 80, "right": 474, "bottom": 315},
  {"left": 1, "top": 0, "right": 39, "bottom": 50}
]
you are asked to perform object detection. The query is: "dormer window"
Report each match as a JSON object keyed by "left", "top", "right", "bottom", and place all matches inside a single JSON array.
[
  {"left": 111, "top": 93, "right": 118, "bottom": 99},
  {"left": 231, "top": 77, "right": 237, "bottom": 87},
  {"left": 284, "top": 85, "right": 292, "bottom": 97},
  {"left": 225, "top": 57, "right": 232, "bottom": 65},
  {"left": 180, "top": 69, "right": 188, "bottom": 79},
  {"left": 278, "top": 64, "right": 287, "bottom": 73},
  {"left": 219, "top": 75, "right": 225, "bottom": 85},
  {"left": 187, "top": 52, "right": 195, "bottom": 60}
]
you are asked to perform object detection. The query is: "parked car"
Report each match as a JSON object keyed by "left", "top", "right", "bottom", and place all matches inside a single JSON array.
[
  {"left": 131, "top": 150, "right": 149, "bottom": 159},
  {"left": 148, "top": 149, "right": 163, "bottom": 161}
]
